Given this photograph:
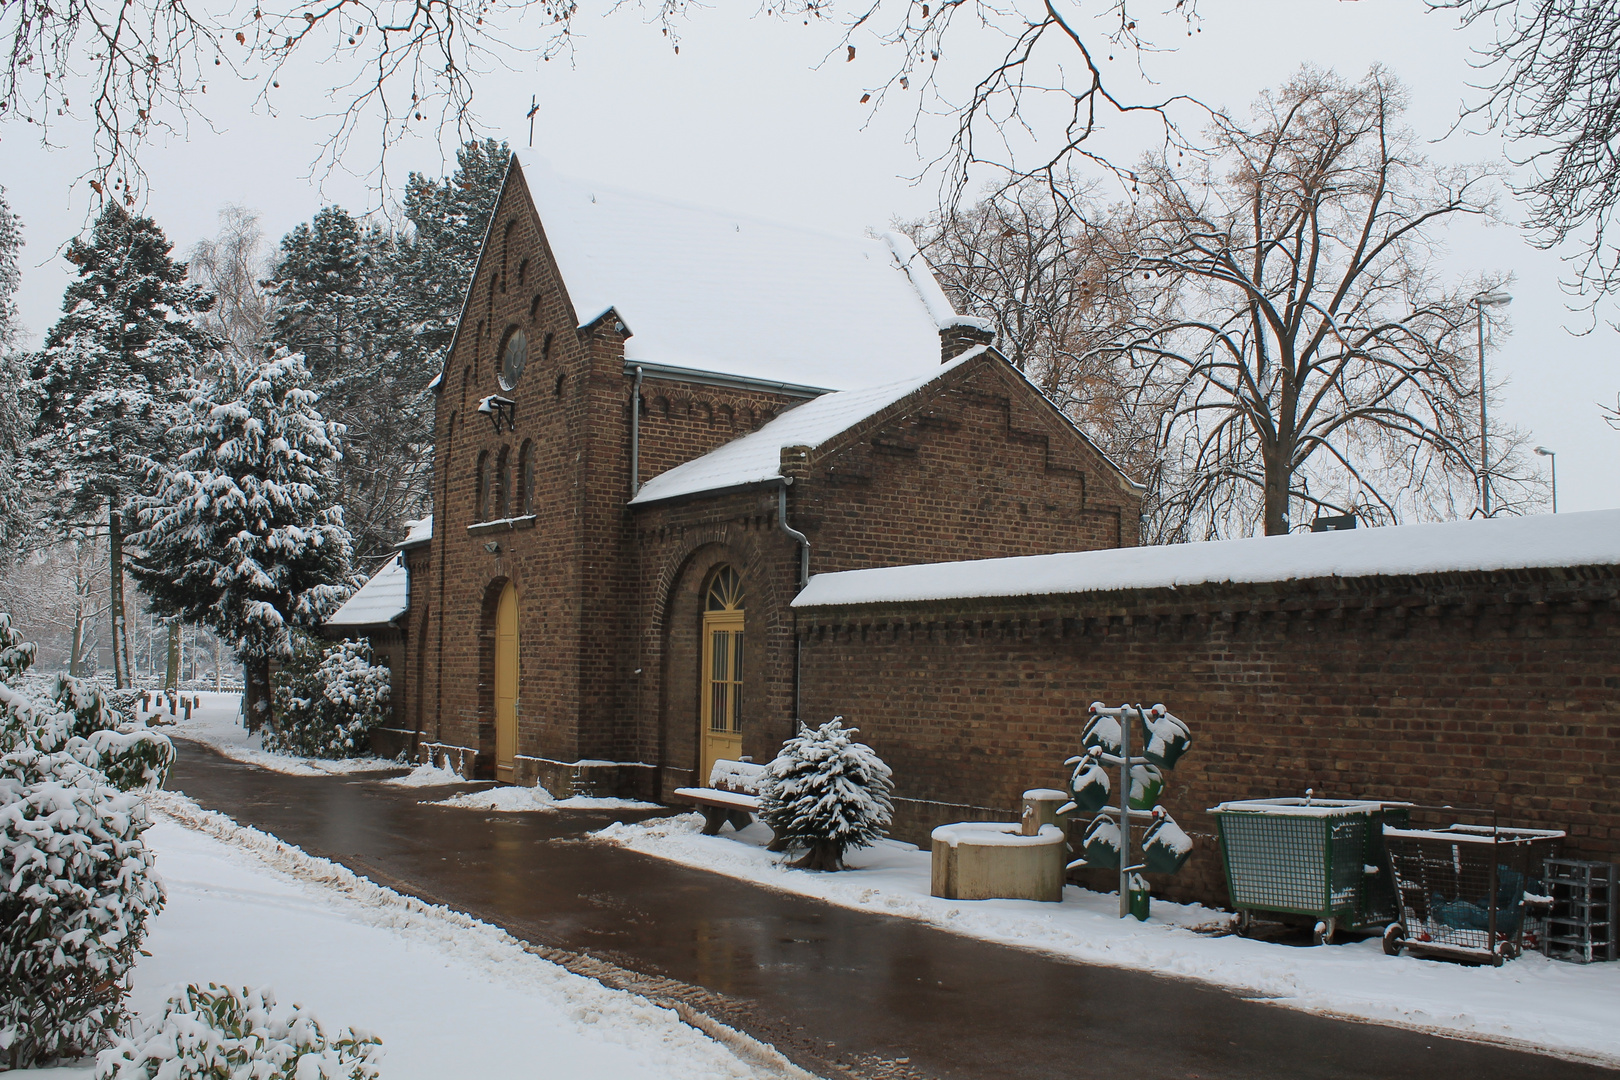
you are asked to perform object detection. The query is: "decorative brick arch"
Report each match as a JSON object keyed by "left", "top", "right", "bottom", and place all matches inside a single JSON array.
[{"left": 649, "top": 523, "right": 790, "bottom": 783}]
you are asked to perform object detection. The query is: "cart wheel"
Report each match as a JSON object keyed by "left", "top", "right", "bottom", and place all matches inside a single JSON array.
[
  {"left": 1496, "top": 940, "right": 1520, "bottom": 962},
  {"left": 1382, "top": 923, "right": 1405, "bottom": 957},
  {"left": 1314, "top": 918, "right": 1337, "bottom": 946}
]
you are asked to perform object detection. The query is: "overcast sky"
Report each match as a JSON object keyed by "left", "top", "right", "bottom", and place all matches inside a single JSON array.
[{"left": 4, "top": 0, "right": 1616, "bottom": 513}]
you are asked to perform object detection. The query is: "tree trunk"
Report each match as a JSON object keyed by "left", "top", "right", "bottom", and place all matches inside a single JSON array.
[
  {"left": 69, "top": 605, "right": 84, "bottom": 679},
  {"left": 787, "top": 840, "right": 846, "bottom": 872},
  {"left": 1262, "top": 453, "right": 1291, "bottom": 536},
  {"left": 108, "top": 507, "right": 132, "bottom": 688},
  {"left": 165, "top": 620, "right": 181, "bottom": 691},
  {"left": 243, "top": 654, "right": 273, "bottom": 733}
]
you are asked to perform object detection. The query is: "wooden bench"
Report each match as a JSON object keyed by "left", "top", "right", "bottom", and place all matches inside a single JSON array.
[{"left": 674, "top": 759, "right": 781, "bottom": 844}]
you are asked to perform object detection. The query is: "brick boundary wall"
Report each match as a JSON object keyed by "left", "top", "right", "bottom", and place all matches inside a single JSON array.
[{"left": 794, "top": 564, "right": 1620, "bottom": 909}]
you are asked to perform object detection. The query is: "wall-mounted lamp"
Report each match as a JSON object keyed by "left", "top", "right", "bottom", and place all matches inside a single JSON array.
[
  {"left": 477, "top": 393, "right": 517, "bottom": 434},
  {"left": 483, "top": 541, "right": 501, "bottom": 555}
]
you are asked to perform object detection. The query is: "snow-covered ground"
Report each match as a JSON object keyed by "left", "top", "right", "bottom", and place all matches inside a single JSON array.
[
  {"left": 23, "top": 793, "right": 807, "bottom": 1079},
  {"left": 595, "top": 812, "right": 1620, "bottom": 1067},
  {"left": 138, "top": 691, "right": 401, "bottom": 776}
]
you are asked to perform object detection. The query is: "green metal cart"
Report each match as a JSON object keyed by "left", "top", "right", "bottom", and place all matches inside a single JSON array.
[{"left": 1211, "top": 797, "right": 1411, "bottom": 944}]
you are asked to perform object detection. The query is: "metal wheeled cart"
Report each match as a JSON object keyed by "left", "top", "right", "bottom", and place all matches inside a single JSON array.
[
  {"left": 1381, "top": 818, "right": 1563, "bottom": 966},
  {"left": 1211, "top": 797, "right": 1411, "bottom": 944}
]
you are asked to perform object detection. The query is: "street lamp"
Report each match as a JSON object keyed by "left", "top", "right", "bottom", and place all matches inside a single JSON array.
[
  {"left": 1473, "top": 291, "right": 1512, "bottom": 515},
  {"left": 1535, "top": 446, "right": 1557, "bottom": 513}
]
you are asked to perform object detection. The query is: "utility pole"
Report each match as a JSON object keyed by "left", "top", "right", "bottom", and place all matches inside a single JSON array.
[{"left": 1472, "top": 291, "right": 1512, "bottom": 515}]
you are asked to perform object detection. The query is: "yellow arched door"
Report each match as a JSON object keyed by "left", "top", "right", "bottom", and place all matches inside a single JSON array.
[
  {"left": 699, "top": 567, "right": 745, "bottom": 783},
  {"left": 495, "top": 580, "right": 518, "bottom": 783}
]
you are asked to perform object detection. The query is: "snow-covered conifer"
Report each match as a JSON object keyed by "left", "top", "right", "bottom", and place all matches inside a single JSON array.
[
  {"left": 26, "top": 204, "right": 219, "bottom": 686},
  {"left": 759, "top": 717, "right": 894, "bottom": 871},
  {"left": 129, "top": 350, "right": 354, "bottom": 730}
]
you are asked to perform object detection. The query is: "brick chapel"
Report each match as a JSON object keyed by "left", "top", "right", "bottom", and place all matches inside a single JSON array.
[
  {"left": 329, "top": 154, "right": 1143, "bottom": 803},
  {"left": 328, "top": 156, "right": 1620, "bottom": 901}
]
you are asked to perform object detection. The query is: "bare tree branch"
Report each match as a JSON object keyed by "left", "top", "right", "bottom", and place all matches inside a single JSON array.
[{"left": 1104, "top": 66, "right": 1540, "bottom": 540}]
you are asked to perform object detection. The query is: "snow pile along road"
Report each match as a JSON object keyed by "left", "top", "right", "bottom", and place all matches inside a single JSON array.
[
  {"left": 427, "top": 785, "right": 660, "bottom": 812},
  {"left": 78, "top": 792, "right": 809, "bottom": 1080},
  {"left": 595, "top": 812, "right": 1620, "bottom": 1068}
]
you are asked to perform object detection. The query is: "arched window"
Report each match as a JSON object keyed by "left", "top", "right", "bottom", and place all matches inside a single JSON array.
[
  {"left": 518, "top": 440, "right": 535, "bottom": 516},
  {"left": 700, "top": 566, "right": 745, "bottom": 781},
  {"left": 474, "top": 450, "right": 490, "bottom": 521},
  {"left": 495, "top": 445, "right": 511, "bottom": 520}
]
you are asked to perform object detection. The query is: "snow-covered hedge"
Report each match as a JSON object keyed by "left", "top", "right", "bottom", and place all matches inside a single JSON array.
[
  {"left": 265, "top": 636, "right": 390, "bottom": 759},
  {"left": 0, "top": 611, "right": 172, "bottom": 1068},
  {"left": 0, "top": 747, "right": 165, "bottom": 1069},
  {"left": 759, "top": 717, "right": 894, "bottom": 871},
  {"left": 97, "top": 983, "right": 382, "bottom": 1080}
]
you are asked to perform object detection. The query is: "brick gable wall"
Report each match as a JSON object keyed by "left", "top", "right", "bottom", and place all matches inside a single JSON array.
[
  {"left": 798, "top": 355, "right": 1140, "bottom": 571},
  {"left": 793, "top": 566, "right": 1620, "bottom": 907}
]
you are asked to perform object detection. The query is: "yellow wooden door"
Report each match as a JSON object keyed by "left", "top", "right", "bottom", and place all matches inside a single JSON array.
[
  {"left": 495, "top": 580, "right": 518, "bottom": 783},
  {"left": 699, "top": 567, "right": 745, "bottom": 783}
]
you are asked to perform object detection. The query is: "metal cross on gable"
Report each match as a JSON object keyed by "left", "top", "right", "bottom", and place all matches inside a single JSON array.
[{"left": 527, "top": 96, "right": 540, "bottom": 148}]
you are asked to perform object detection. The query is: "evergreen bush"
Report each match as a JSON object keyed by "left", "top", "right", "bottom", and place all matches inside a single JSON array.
[
  {"left": 759, "top": 717, "right": 893, "bottom": 871},
  {"left": 0, "top": 748, "right": 164, "bottom": 1068},
  {"left": 0, "top": 612, "right": 169, "bottom": 1068},
  {"left": 265, "top": 635, "right": 390, "bottom": 759},
  {"left": 97, "top": 983, "right": 382, "bottom": 1080}
]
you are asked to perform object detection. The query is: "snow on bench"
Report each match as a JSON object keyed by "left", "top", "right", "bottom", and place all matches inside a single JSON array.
[{"left": 673, "top": 759, "right": 774, "bottom": 839}]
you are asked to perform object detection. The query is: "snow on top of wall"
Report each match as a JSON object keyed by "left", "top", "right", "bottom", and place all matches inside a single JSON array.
[
  {"left": 521, "top": 157, "right": 961, "bottom": 389},
  {"left": 398, "top": 516, "right": 433, "bottom": 548},
  {"left": 326, "top": 556, "right": 409, "bottom": 628},
  {"left": 793, "top": 508, "right": 1620, "bottom": 609},
  {"left": 629, "top": 350, "right": 981, "bottom": 505}
]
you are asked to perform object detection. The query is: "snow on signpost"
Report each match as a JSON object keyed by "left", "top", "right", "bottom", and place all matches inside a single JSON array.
[{"left": 1062, "top": 702, "right": 1194, "bottom": 919}]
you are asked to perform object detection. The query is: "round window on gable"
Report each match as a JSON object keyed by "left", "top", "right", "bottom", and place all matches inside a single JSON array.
[{"left": 499, "top": 326, "right": 529, "bottom": 391}]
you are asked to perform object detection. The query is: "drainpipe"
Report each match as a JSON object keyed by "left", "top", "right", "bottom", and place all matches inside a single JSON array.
[
  {"left": 630, "top": 366, "right": 644, "bottom": 498},
  {"left": 777, "top": 479, "right": 810, "bottom": 723}
]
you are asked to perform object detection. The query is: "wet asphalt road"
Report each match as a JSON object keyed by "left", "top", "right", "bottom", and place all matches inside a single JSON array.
[{"left": 167, "top": 739, "right": 1614, "bottom": 1080}]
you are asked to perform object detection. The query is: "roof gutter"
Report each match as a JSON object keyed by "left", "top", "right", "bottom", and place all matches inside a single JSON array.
[{"left": 622, "top": 360, "right": 831, "bottom": 400}]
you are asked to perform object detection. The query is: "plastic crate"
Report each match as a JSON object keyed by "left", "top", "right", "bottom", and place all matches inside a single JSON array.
[
  {"left": 1211, "top": 798, "right": 1410, "bottom": 940},
  {"left": 1544, "top": 858, "right": 1618, "bottom": 964}
]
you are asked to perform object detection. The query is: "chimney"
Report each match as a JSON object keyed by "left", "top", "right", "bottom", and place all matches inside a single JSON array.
[{"left": 940, "top": 321, "right": 995, "bottom": 363}]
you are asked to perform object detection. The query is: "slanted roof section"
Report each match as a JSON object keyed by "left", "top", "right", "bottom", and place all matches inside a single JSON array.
[
  {"left": 630, "top": 348, "right": 985, "bottom": 505},
  {"left": 326, "top": 557, "right": 410, "bottom": 629},
  {"left": 397, "top": 516, "right": 432, "bottom": 549},
  {"left": 519, "top": 158, "right": 967, "bottom": 389},
  {"left": 793, "top": 508, "right": 1620, "bottom": 608}
]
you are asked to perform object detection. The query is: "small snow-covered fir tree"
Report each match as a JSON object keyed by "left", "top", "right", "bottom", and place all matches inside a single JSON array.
[
  {"left": 129, "top": 350, "right": 355, "bottom": 731},
  {"left": 759, "top": 717, "right": 894, "bottom": 871},
  {"left": 266, "top": 633, "right": 390, "bottom": 759},
  {"left": 26, "top": 204, "right": 219, "bottom": 687}
]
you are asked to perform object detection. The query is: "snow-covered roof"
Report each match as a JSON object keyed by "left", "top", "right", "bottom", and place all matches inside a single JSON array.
[
  {"left": 397, "top": 516, "right": 432, "bottom": 548},
  {"left": 792, "top": 508, "right": 1620, "bottom": 609},
  {"left": 518, "top": 157, "right": 970, "bottom": 390},
  {"left": 630, "top": 349, "right": 983, "bottom": 505},
  {"left": 326, "top": 557, "right": 410, "bottom": 628}
]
